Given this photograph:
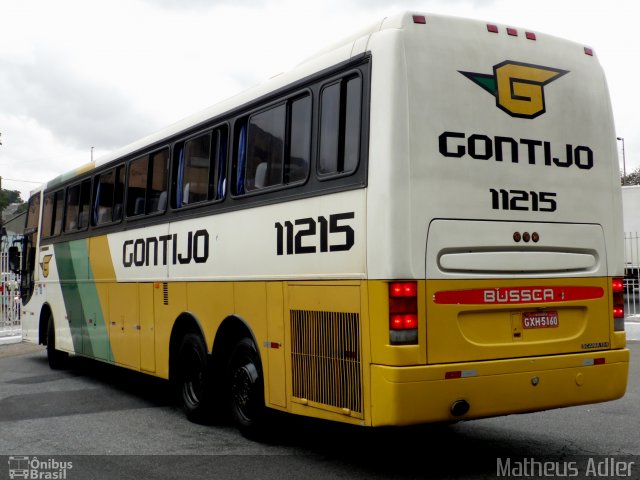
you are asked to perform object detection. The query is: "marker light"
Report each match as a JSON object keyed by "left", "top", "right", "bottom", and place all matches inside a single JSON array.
[
  {"left": 507, "top": 27, "right": 518, "bottom": 36},
  {"left": 525, "top": 32, "right": 537, "bottom": 40},
  {"left": 487, "top": 24, "right": 498, "bottom": 33},
  {"left": 584, "top": 47, "right": 594, "bottom": 56},
  {"left": 389, "top": 281, "right": 418, "bottom": 345},
  {"left": 412, "top": 15, "right": 426, "bottom": 24}
]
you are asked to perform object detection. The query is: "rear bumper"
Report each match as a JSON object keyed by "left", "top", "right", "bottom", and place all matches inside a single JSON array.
[{"left": 370, "top": 348, "right": 629, "bottom": 426}]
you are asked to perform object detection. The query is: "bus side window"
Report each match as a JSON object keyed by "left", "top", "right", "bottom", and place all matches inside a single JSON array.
[
  {"left": 64, "top": 180, "right": 91, "bottom": 232},
  {"left": 246, "top": 104, "right": 286, "bottom": 192},
  {"left": 182, "top": 133, "right": 212, "bottom": 206},
  {"left": 148, "top": 148, "right": 169, "bottom": 213},
  {"left": 41, "top": 192, "right": 55, "bottom": 238},
  {"left": 52, "top": 189, "right": 65, "bottom": 236},
  {"left": 235, "top": 122, "right": 247, "bottom": 195},
  {"left": 318, "top": 74, "right": 362, "bottom": 177},
  {"left": 78, "top": 179, "right": 92, "bottom": 229},
  {"left": 64, "top": 183, "right": 81, "bottom": 232},
  {"left": 127, "top": 155, "right": 148, "bottom": 217},
  {"left": 113, "top": 166, "right": 125, "bottom": 221},
  {"left": 287, "top": 94, "right": 311, "bottom": 184},
  {"left": 93, "top": 169, "right": 114, "bottom": 226},
  {"left": 234, "top": 94, "right": 310, "bottom": 196},
  {"left": 213, "top": 126, "right": 228, "bottom": 200}
]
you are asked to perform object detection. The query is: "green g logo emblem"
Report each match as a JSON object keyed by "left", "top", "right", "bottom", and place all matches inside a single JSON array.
[{"left": 460, "top": 61, "right": 568, "bottom": 119}]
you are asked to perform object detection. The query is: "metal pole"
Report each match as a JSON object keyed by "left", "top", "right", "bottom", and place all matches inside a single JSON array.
[{"left": 617, "top": 137, "right": 626, "bottom": 184}]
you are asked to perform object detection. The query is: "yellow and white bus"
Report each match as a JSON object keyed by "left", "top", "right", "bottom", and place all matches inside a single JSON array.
[{"left": 20, "top": 12, "right": 628, "bottom": 434}]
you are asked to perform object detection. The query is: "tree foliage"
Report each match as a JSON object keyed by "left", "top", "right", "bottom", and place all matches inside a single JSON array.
[
  {"left": 621, "top": 167, "right": 640, "bottom": 186},
  {"left": 0, "top": 189, "right": 23, "bottom": 211}
]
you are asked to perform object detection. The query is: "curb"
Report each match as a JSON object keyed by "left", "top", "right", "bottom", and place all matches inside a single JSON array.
[
  {"left": 0, "top": 334, "right": 22, "bottom": 346},
  {"left": 625, "top": 321, "right": 640, "bottom": 341}
]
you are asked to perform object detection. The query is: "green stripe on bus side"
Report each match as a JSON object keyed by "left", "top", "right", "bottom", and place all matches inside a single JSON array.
[
  {"left": 54, "top": 240, "right": 113, "bottom": 362},
  {"left": 46, "top": 161, "right": 95, "bottom": 190}
]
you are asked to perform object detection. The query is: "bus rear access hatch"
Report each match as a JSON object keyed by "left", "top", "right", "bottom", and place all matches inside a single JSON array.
[{"left": 425, "top": 220, "right": 611, "bottom": 364}]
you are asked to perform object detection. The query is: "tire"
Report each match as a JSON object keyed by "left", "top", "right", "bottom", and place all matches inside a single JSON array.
[
  {"left": 177, "top": 333, "right": 215, "bottom": 424},
  {"left": 227, "top": 337, "right": 266, "bottom": 437},
  {"left": 46, "top": 314, "right": 68, "bottom": 369}
]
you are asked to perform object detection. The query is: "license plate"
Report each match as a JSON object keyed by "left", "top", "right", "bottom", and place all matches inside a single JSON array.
[{"left": 522, "top": 311, "right": 559, "bottom": 329}]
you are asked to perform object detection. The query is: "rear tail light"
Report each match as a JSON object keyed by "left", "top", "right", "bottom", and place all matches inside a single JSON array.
[
  {"left": 612, "top": 277, "right": 625, "bottom": 331},
  {"left": 389, "top": 281, "right": 418, "bottom": 345}
]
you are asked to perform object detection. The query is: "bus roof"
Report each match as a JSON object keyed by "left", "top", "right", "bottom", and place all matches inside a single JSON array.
[{"left": 43, "top": 11, "right": 593, "bottom": 193}]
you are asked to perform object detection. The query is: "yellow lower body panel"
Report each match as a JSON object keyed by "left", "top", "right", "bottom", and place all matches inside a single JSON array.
[{"left": 370, "top": 348, "right": 629, "bottom": 426}]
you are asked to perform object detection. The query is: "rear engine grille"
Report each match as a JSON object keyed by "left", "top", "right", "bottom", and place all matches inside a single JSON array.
[{"left": 291, "top": 310, "right": 362, "bottom": 414}]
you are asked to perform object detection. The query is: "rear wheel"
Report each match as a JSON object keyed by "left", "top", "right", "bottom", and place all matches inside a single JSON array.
[
  {"left": 227, "top": 337, "right": 266, "bottom": 437},
  {"left": 177, "top": 333, "right": 215, "bottom": 424},
  {"left": 46, "top": 314, "right": 68, "bottom": 369}
]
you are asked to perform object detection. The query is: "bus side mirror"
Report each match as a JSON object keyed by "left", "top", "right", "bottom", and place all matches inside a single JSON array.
[{"left": 8, "top": 246, "right": 20, "bottom": 274}]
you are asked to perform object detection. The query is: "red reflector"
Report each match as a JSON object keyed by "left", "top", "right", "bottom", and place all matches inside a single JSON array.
[
  {"left": 584, "top": 47, "right": 594, "bottom": 56},
  {"left": 390, "top": 314, "right": 418, "bottom": 330},
  {"left": 594, "top": 358, "right": 606, "bottom": 365},
  {"left": 612, "top": 278, "right": 624, "bottom": 293},
  {"left": 507, "top": 27, "right": 518, "bottom": 36},
  {"left": 487, "top": 24, "right": 498, "bottom": 33},
  {"left": 412, "top": 15, "right": 426, "bottom": 24},
  {"left": 525, "top": 31, "right": 536, "bottom": 40},
  {"left": 445, "top": 371, "right": 462, "bottom": 379},
  {"left": 389, "top": 282, "right": 417, "bottom": 298}
]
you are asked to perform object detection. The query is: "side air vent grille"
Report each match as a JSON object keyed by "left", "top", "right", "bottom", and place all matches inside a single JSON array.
[{"left": 291, "top": 310, "right": 362, "bottom": 415}]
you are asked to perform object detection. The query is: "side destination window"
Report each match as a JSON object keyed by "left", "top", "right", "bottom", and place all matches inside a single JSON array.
[
  {"left": 127, "top": 148, "right": 169, "bottom": 217},
  {"left": 93, "top": 166, "right": 125, "bottom": 226},
  {"left": 318, "top": 74, "right": 362, "bottom": 177},
  {"left": 234, "top": 93, "right": 311, "bottom": 195}
]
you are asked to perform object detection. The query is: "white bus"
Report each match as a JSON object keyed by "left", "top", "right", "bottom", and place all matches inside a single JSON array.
[{"left": 20, "top": 12, "right": 628, "bottom": 435}]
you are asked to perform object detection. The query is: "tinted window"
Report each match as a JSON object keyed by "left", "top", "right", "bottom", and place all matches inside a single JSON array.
[
  {"left": 26, "top": 194, "right": 41, "bottom": 232},
  {"left": 64, "top": 184, "right": 81, "bottom": 232},
  {"left": 127, "top": 155, "right": 148, "bottom": 217},
  {"left": 93, "top": 167, "right": 124, "bottom": 226},
  {"left": 42, "top": 190, "right": 64, "bottom": 237},
  {"left": 78, "top": 179, "right": 92, "bottom": 229},
  {"left": 127, "top": 149, "right": 168, "bottom": 217},
  {"left": 182, "top": 133, "right": 211, "bottom": 205},
  {"left": 318, "top": 75, "right": 362, "bottom": 176},
  {"left": 234, "top": 94, "right": 311, "bottom": 195},
  {"left": 246, "top": 104, "right": 286, "bottom": 192},
  {"left": 42, "top": 193, "right": 54, "bottom": 238},
  {"left": 288, "top": 95, "right": 312, "bottom": 183},
  {"left": 148, "top": 149, "right": 169, "bottom": 214}
]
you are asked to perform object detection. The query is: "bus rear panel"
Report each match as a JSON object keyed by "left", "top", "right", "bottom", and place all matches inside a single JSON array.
[{"left": 365, "top": 13, "right": 627, "bottom": 426}]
